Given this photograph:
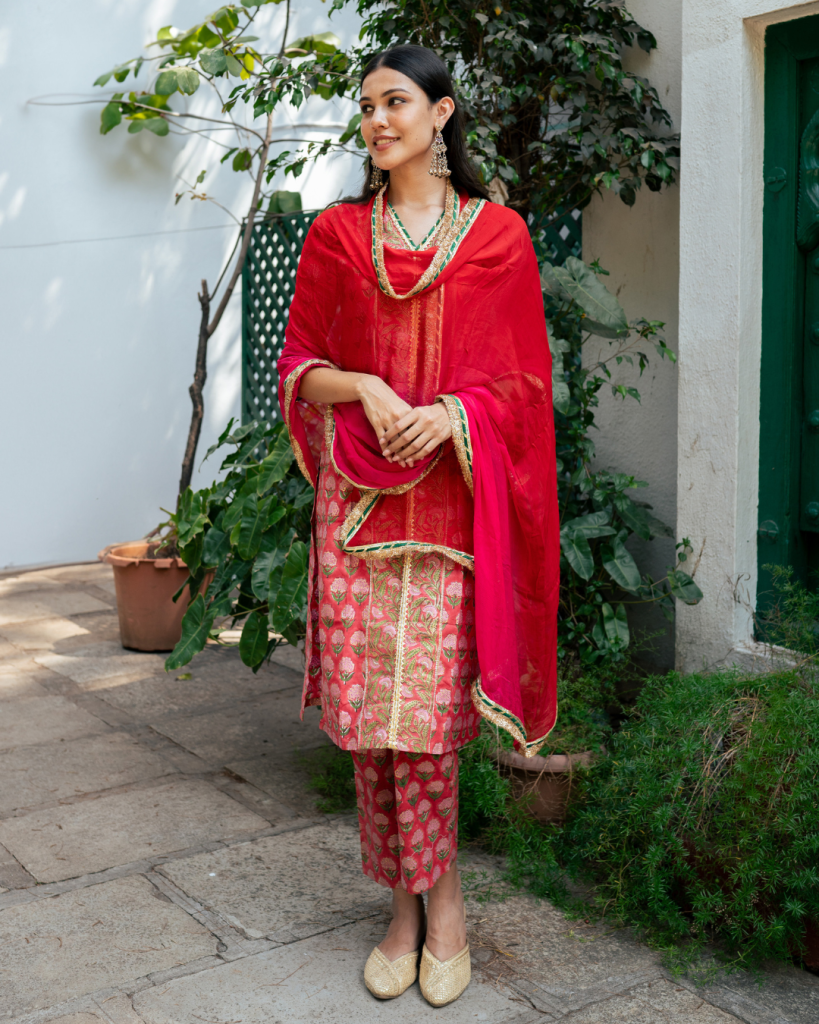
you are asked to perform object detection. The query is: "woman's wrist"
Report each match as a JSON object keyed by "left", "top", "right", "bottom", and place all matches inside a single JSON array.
[{"left": 352, "top": 372, "right": 378, "bottom": 401}]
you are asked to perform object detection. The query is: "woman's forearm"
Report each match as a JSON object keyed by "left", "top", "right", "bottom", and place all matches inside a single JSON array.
[{"left": 298, "top": 366, "right": 371, "bottom": 404}]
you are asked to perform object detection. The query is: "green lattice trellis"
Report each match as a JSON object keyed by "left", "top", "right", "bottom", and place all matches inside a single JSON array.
[
  {"left": 241, "top": 207, "right": 581, "bottom": 424},
  {"left": 242, "top": 211, "right": 321, "bottom": 425}
]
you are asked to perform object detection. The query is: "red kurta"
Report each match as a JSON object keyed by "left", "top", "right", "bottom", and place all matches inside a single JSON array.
[{"left": 279, "top": 186, "right": 559, "bottom": 756}]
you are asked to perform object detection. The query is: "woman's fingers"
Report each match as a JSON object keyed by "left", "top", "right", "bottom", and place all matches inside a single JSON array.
[{"left": 382, "top": 408, "right": 420, "bottom": 447}]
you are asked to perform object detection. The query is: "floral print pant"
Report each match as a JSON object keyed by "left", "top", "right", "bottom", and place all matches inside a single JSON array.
[{"left": 353, "top": 748, "right": 458, "bottom": 894}]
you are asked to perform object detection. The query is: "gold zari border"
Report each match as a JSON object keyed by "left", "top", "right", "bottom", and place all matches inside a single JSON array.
[
  {"left": 338, "top": 488, "right": 475, "bottom": 572},
  {"left": 371, "top": 180, "right": 485, "bottom": 301},
  {"left": 471, "top": 678, "right": 555, "bottom": 758},
  {"left": 282, "top": 358, "right": 337, "bottom": 484},
  {"left": 436, "top": 394, "right": 473, "bottom": 496}
]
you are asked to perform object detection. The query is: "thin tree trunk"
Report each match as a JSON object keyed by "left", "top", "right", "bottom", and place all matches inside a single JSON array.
[
  {"left": 179, "top": 280, "right": 211, "bottom": 495},
  {"left": 177, "top": 112, "right": 276, "bottom": 500}
]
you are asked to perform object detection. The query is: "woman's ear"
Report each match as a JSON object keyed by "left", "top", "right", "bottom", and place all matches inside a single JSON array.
[{"left": 436, "top": 96, "right": 455, "bottom": 127}]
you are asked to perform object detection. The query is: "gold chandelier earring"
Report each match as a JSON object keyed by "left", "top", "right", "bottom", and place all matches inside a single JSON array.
[
  {"left": 369, "top": 159, "right": 384, "bottom": 191},
  {"left": 429, "top": 123, "right": 451, "bottom": 178}
]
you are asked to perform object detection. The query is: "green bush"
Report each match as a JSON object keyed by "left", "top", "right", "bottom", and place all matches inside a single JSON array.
[{"left": 556, "top": 668, "right": 819, "bottom": 972}]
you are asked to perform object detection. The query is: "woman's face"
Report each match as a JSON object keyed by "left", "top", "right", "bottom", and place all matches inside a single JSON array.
[{"left": 359, "top": 66, "right": 454, "bottom": 172}]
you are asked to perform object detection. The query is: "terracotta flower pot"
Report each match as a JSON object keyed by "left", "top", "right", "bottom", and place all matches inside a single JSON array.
[
  {"left": 100, "top": 542, "right": 197, "bottom": 652},
  {"left": 496, "top": 747, "right": 594, "bottom": 823}
]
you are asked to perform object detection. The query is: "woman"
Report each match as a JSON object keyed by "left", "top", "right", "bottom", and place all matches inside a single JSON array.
[{"left": 278, "top": 44, "right": 559, "bottom": 1007}]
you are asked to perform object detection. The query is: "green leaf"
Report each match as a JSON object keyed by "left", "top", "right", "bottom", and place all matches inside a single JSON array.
[
  {"left": 339, "top": 112, "right": 362, "bottom": 144},
  {"left": 164, "top": 594, "right": 214, "bottom": 671},
  {"left": 668, "top": 569, "right": 703, "bottom": 605},
  {"left": 202, "top": 527, "right": 230, "bottom": 566},
  {"left": 549, "top": 336, "right": 571, "bottom": 415},
  {"left": 232, "top": 149, "right": 253, "bottom": 171},
  {"left": 268, "top": 190, "right": 303, "bottom": 215},
  {"left": 602, "top": 602, "right": 629, "bottom": 645},
  {"left": 239, "top": 609, "right": 269, "bottom": 667},
  {"left": 561, "top": 533, "right": 594, "bottom": 580},
  {"left": 199, "top": 47, "right": 227, "bottom": 75},
  {"left": 271, "top": 541, "right": 309, "bottom": 632},
  {"left": 285, "top": 32, "right": 340, "bottom": 55},
  {"left": 224, "top": 53, "right": 244, "bottom": 77},
  {"left": 602, "top": 536, "right": 642, "bottom": 592},
  {"left": 100, "top": 102, "right": 122, "bottom": 135},
  {"left": 541, "top": 261, "right": 572, "bottom": 303},
  {"left": 154, "top": 69, "right": 179, "bottom": 95},
  {"left": 257, "top": 432, "right": 294, "bottom": 491},
  {"left": 553, "top": 257, "right": 629, "bottom": 338},
  {"left": 561, "top": 511, "right": 617, "bottom": 540},
  {"left": 234, "top": 495, "right": 267, "bottom": 561},
  {"left": 251, "top": 546, "right": 287, "bottom": 601}
]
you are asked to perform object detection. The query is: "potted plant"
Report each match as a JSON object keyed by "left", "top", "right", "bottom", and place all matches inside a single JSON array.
[{"left": 493, "top": 669, "right": 620, "bottom": 823}]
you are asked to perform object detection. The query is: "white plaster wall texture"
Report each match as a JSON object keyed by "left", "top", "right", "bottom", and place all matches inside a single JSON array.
[
  {"left": 675, "top": 0, "right": 819, "bottom": 672},
  {"left": 581, "top": 0, "right": 682, "bottom": 668},
  {"left": 0, "top": 0, "right": 363, "bottom": 568}
]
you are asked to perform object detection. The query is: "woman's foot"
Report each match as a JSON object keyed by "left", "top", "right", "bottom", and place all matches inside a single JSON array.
[
  {"left": 378, "top": 888, "right": 425, "bottom": 961},
  {"left": 425, "top": 865, "right": 467, "bottom": 961}
]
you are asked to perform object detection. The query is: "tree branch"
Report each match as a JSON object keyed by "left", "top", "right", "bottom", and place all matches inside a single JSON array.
[{"left": 206, "top": 111, "right": 275, "bottom": 338}]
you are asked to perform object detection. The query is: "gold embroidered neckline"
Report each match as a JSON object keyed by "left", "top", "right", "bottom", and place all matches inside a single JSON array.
[{"left": 371, "top": 180, "right": 485, "bottom": 301}]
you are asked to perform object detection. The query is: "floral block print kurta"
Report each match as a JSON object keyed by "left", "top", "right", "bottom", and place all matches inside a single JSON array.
[{"left": 301, "top": 415, "right": 481, "bottom": 755}]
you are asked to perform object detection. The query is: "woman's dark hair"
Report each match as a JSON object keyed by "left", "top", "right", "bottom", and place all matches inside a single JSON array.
[{"left": 340, "top": 44, "right": 490, "bottom": 204}]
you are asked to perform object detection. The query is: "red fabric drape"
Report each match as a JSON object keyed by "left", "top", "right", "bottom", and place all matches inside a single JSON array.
[{"left": 278, "top": 195, "right": 559, "bottom": 754}]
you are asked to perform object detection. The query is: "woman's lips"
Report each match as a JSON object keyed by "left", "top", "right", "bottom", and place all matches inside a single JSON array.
[{"left": 374, "top": 137, "right": 399, "bottom": 149}]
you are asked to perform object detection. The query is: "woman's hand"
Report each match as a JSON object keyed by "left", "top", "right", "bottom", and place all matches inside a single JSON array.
[
  {"left": 356, "top": 375, "right": 413, "bottom": 440},
  {"left": 382, "top": 402, "right": 452, "bottom": 468}
]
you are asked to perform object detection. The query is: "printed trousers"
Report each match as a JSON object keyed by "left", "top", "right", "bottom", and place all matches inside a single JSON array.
[{"left": 352, "top": 748, "right": 459, "bottom": 894}]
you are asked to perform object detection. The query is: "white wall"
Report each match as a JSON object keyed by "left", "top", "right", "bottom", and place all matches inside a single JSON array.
[
  {"left": 0, "top": 0, "right": 363, "bottom": 569},
  {"left": 582, "top": 0, "right": 682, "bottom": 669},
  {"left": 676, "top": 0, "right": 819, "bottom": 671}
]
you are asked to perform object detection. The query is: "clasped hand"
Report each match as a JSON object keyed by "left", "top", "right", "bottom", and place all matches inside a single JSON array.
[{"left": 358, "top": 375, "right": 452, "bottom": 469}]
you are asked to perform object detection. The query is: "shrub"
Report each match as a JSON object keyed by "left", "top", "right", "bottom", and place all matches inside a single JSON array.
[{"left": 556, "top": 668, "right": 819, "bottom": 972}]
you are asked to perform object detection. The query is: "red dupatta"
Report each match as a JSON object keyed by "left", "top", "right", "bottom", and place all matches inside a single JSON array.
[{"left": 278, "top": 187, "right": 559, "bottom": 756}]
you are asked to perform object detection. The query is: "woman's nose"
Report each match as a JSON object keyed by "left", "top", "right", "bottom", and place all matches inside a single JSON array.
[{"left": 371, "top": 105, "right": 389, "bottom": 129}]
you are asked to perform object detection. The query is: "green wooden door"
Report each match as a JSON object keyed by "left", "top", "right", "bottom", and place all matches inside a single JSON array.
[{"left": 759, "top": 17, "right": 819, "bottom": 619}]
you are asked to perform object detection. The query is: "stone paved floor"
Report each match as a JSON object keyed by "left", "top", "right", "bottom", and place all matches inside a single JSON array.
[{"left": 0, "top": 562, "right": 817, "bottom": 1023}]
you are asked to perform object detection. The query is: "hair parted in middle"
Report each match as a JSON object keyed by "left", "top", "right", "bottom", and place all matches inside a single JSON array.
[{"left": 341, "top": 44, "right": 490, "bottom": 205}]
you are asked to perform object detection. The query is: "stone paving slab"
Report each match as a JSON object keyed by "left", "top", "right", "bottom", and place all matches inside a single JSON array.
[
  {"left": 0, "top": 874, "right": 217, "bottom": 1019},
  {"left": 0, "top": 779, "right": 271, "bottom": 883},
  {"left": 133, "top": 917, "right": 527, "bottom": 1024},
  {"left": 0, "top": 732, "right": 173, "bottom": 815},
  {"left": 560, "top": 978, "right": 739, "bottom": 1021},
  {"left": 149, "top": 687, "right": 310, "bottom": 765},
  {"left": 468, "top": 890, "right": 664, "bottom": 1014},
  {"left": 0, "top": 618, "right": 91, "bottom": 651},
  {"left": 0, "top": 672, "right": 51, "bottom": 701},
  {"left": 0, "top": 592, "right": 110, "bottom": 627},
  {"left": 0, "top": 695, "right": 108, "bottom": 752},
  {"left": 674, "top": 964, "right": 819, "bottom": 1024},
  {"left": 159, "top": 821, "right": 389, "bottom": 943},
  {"left": 92, "top": 657, "right": 298, "bottom": 722},
  {"left": 0, "top": 576, "right": 61, "bottom": 598},
  {"left": 35, "top": 643, "right": 164, "bottom": 686},
  {"left": 226, "top": 742, "right": 331, "bottom": 814},
  {"left": 0, "top": 842, "right": 34, "bottom": 889}
]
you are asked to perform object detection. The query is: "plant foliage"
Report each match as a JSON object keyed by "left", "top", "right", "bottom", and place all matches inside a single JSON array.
[
  {"left": 542, "top": 257, "right": 702, "bottom": 667},
  {"left": 162, "top": 418, "right": 314, "bottom": 671},
  {"left": 556, "top": 668, "right": 819, "bottom": 973},
  {"left": 351, "top": 0, "right": 680, "bottom": 223}
]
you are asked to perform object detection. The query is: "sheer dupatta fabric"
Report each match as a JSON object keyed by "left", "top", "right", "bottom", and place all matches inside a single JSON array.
[{"left": 278, "top": 191, "right": 559, "bottom": 756}]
